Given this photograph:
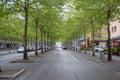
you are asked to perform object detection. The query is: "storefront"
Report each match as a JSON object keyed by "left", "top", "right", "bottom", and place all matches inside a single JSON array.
[{"left": 112, "top": 36, "right": 120, "bottom": 47}]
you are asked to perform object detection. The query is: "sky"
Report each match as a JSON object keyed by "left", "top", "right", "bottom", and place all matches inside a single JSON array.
[{"left": 56, "top": 42, "right": 62, "bottom": 47}]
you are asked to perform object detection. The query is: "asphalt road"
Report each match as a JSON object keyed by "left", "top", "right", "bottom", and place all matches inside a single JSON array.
[{"left": 15, "top": 48, "right": 120, "bottom": 80}]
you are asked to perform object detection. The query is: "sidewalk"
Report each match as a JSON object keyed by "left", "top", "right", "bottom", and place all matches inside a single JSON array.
[
  {"left": 80, "top": 50, "right": 120, "bottom": 72},
  {"left": 0, "top": 50, "right": 16, "bottom": 55}
]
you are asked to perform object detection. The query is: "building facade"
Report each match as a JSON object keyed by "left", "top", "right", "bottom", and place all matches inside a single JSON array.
[
  {"left": 93, "top": 26, "right": 108, "bottom": 47},
  {"left": 110, "top": 20, "right": 120, "bottom": 46}
]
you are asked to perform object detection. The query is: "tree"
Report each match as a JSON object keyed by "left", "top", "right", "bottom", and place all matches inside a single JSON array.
[
  {"left": 23, "top": 0, "right": 29, "bottom": 60},
  {"left": 0, "top": 0, "right": 17, "bottom": 72}
]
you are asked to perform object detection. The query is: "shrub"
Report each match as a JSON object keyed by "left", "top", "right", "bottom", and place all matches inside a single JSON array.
[
  {"left": 80, "top": 48, "right": 84, "bottom": 50},
  {"left": 117, "top": 47, "right": 120, "bottom": 56},
  {"left": 104, "top": 48, "right": 108, "bottom": 54},
  {"left": 80, "top": 48, "right": 88, "bottom": 50},
  {"left": 111, "top": 47, "right": 117, "bottom": 55},
  {"left": 117, "top": 47, "right": 120, "bottom": 52},
  {"left": 111, "top": 47, "right": 117, "bottom": 52},
  {"left": 88, "top": 48, "right": 92, "bottom": 51}
]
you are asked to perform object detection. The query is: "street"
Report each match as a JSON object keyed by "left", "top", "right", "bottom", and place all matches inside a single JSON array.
[
  {"left": 1, "top": 1, "right": 120, "bottom": 80},
  {"left": 10, "top": 48, "right": 120, "bottom": 80}
]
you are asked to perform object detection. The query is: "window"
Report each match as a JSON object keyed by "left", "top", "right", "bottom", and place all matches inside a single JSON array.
[
  {"left": 112, "top": 27, "right": 114, "bottom": 33},
  {"left": 112, "top": 26, "right": 117, "bottom": 33},
  {"left": 114, "top": 26, "right": 117, "bottom": 32}
]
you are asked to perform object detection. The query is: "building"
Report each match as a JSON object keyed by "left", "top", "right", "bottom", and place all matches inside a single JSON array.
[
  {"left": 110, "top": 20, "right": 120, "bottom": 46},
  {"left": 92, "top": 26, "right": 108, "bottom": 47}
]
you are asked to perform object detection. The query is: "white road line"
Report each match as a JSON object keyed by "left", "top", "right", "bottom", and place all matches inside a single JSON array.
[{"left": 68, "top": 54, "right": 79, "bottom": 62}]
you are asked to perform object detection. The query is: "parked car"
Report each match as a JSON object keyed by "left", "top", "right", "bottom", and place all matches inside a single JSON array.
[
  {"left": 94, "top": 46, "right": 104, "bottom": 52},
  {"left": 17, "top": 47, "right": 24, "bottom": 53},
  {"left": 62, "top": 47, "right": 67, "bottom": 50},
  {"left": 28, "top": 47, "right": 33, "bottom": 51}
]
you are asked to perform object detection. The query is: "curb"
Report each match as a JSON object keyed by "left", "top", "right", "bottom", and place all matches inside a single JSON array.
[
  {"left": 36, "top": 59, "right": 41, "bottom": 62},
  {"left": 0, "top": 69, "right": 25, "bottom": 79},
  {"left": 12, "top": 69, "right": 25, "bottom": 78},
  {"left": 10, "top": 58, "right": 41, "bottom": 63}
]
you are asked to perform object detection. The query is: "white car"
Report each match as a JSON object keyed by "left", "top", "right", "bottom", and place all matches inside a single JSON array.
[
  {"left": 17, "top": 47, "right": 24, "bottom": 53},
  {"left": 94, "top": 46, "right": 104, "bottom": 52}
]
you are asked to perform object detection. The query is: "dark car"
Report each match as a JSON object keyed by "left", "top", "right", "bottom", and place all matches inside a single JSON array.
[{"left": 62, "top": 47, "right": 67, "bottom": 50}]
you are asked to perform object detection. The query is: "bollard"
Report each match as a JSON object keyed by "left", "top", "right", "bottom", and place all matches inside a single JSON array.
[{"left": 100, "top": 51, "right": 105, "bottom": 59}]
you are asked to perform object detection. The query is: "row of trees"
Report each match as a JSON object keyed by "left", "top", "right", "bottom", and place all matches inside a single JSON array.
[
  {"left": 0, "top": 0, "right": 120, "bottom": 71},
  {"left": 0, "top": 0, "right": 70, "bottom": 71},
  {"left": 0, "top": 0, "right": 69, "bottom": 61},
  {"left": 0, "top": 0, "right": 77, "bottom": 72},
  {"left": 62, "top": 0, "right": 120, "bottom": 61}
]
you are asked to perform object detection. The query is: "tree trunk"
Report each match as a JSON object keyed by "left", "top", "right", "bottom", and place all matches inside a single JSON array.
[
  {"left": 31, "top": 38, "right": 32, "bottom": 47},
  {"left": 75, "top": 33, "right": 78, "bottom": 51},
  {"left": 91, "top": 17, "right": 95, "bottom": 56},
  {"left": 78, "top": 30, "right": 81, "bottom": 52},
  {"left": 0, "top": 67, "right": 2, "bottom": 72},
  {"left": 43, "top": 31, "right": 46, "bottom": 52},
  {"left": 16, "top": 32, "right": 18, "bottom": 50},
  {"left": 23, "top": 0, "right": 29, "bottom": 60},
  {"left": 40, "top": 27, "right": 43, "bottom": 53},
  {"left": 8, "top": 31, "right": 11, "bottom": 54},
  {"left": 107, "top": 9, "right": 112, "bottom": 61},
  {"left": 46, "top": 32, "right": 49, "bottom": 51},
  {"left": 84, "top": 26, "right": 87, "bottom": 54},
  {"left": 50, "top": 36, "right": 53, "bottom": 49},
  {"left": 73, "top": 34, "right": 76, "bottom": 51},
  {"left": 35, "top": 19, "right": 38, "bottom": 56},
  {"left": 53, "top": 37, "right": 55, "bottom": 48},
  {"left": 0, "top": 35, "right": 2, "bottom": 71}
]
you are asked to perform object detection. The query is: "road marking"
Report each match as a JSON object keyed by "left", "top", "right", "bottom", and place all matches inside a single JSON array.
[{"left": 68, "top": 54, "right": 79, "bottom": 62}]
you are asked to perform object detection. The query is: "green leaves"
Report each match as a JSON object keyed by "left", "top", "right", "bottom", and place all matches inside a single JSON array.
[{"left": 0, "top": 0, "right": 120, "bottom": 43}]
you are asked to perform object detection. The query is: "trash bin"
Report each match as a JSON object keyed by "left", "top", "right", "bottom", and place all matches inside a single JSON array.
[{"left": 100, "top": 51, "right": 105, "bottom": 59}]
